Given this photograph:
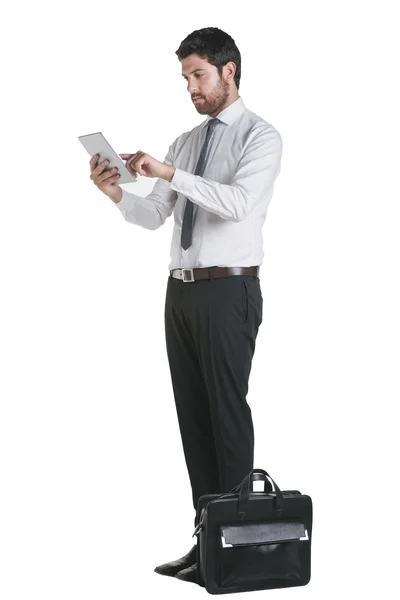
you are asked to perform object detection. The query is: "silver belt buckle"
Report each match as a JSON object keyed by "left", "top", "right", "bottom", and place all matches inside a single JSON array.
[{"left": 182, "top": 268, "right": 195, "bottom": 282}]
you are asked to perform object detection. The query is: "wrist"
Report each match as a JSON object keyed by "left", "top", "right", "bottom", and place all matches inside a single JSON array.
[
  {"left": 164, "top": 165, "right": 176, "bottom": 182},
  {"left": 110, "top": 186, "right": 122, "bottom": 203}
]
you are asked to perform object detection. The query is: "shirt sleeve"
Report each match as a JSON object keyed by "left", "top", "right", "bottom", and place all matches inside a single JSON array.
[
  {"left": 169, "top": 125, "right": 283, "bottom": 222},
  {"left": 114, "top": 141, "right": 178, "bottom": 230}
]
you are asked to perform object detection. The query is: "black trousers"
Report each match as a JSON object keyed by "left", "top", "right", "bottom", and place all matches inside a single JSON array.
[{"left": 164, "top": 267, "right": 263, "bottom": 523}]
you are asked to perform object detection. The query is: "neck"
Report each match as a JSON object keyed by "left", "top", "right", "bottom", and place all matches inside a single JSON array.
[{"left": 210, "top": 93, "right": 240, "bottom": 118}]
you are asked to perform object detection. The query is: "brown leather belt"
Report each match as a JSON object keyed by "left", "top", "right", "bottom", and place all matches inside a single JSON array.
[{"left": 170, "top": 266, "right": 260, "bottom": 282}]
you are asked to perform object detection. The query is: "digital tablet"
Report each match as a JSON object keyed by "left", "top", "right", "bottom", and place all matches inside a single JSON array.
[{"left": 78, "top": 131, "right": 137, "bottom": 184}]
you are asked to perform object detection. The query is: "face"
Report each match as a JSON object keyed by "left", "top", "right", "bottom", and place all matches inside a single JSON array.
[{"left": 181, "top": 54, "right": 236, "bottom": 117}]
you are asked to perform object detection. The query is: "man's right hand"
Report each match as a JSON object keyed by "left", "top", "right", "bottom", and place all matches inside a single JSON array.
[{"left": 89, "top": 154, "right": 122, "bottom": 203}]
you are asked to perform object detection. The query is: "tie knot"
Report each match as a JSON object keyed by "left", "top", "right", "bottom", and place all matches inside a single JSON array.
[{"left": 208, "top": 118, "right": 220, "bottom": 129}]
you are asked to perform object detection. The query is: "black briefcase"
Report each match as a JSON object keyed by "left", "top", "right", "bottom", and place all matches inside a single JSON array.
[{"left": 193, "top": 468, "right": 312, "bottom": 594}]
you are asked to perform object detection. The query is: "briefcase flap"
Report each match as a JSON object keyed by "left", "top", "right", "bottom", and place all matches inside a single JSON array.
[{"left": 220, "top": 520, "right": 308, "bottom": 547}]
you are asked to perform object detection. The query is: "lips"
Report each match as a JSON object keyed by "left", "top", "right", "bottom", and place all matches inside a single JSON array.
[{"left": 193, "top": 97, "right": 202, "bottom": 102}]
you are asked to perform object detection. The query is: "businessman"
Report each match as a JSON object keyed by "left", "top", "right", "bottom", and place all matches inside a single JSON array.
[{"left": 89, "top": 27, "right": 282, "bottom": 584}]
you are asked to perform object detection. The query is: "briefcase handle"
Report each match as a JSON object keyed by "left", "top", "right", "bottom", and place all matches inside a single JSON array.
[
  {"left": 238, "top": 468, "right": 284, "bottom": 520},
  {"left": 229, "top": 471, "right": 273, "bottom": 494},
  {"left": 192, "top": 469, "right": 284, "bottom": 538}
]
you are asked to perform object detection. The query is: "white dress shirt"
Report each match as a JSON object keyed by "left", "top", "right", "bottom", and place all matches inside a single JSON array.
[{"left": 114, "top": 95, "right": 283, "bottom": 272}]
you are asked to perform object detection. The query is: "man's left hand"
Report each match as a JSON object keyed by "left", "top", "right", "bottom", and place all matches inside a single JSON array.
[{"left": 119, "top": 152, "right": 174, "bottom": 181}]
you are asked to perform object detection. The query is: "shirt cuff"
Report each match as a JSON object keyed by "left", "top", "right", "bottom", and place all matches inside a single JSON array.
[
  {"left": 114, "top": 187, "right": 130, "bottom": 209},
  {"left": 169, "top": 167, "right": 196, "bottom": 197}
]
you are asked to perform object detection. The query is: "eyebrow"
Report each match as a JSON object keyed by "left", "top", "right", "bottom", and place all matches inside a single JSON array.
[{"left": 181, "top": 69, "right": 205, "bottom": 77}]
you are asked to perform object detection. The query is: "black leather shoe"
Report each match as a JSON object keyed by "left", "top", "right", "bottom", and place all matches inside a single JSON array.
[
  {"left": 175, "top": 562, "right": 197, "bottom": 583},
  {"left": 154, "top": 545, "right": 197, "bottom": 577}
]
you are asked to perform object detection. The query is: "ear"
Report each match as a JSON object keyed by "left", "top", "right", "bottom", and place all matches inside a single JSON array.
[{"left": 224, "top": 61, "right": 236, "bottom": 80}]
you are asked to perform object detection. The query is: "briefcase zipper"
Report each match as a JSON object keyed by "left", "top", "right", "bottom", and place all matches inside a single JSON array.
[
  {"left": 193, "top": 508, "right": 206, "bottom": 537},
  {"left": 192, "top": 491, "right": 302, "bottom": 536},
  {"left": 192, "top": 522, "right": 203, "bottom": 538}
]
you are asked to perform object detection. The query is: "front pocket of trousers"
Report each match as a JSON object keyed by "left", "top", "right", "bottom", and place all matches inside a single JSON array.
[{"left": 241, "top": 280, "right": 249, "bottom": 322}]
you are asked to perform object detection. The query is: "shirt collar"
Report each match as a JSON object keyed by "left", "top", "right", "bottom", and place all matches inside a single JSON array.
[{"left": 200, "top": 95, "right": 246, "bottom": 129}]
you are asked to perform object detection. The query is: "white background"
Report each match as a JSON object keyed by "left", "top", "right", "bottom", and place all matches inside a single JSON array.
[{"left": 1, "top": 0, "right": 399, "bottom": 598}]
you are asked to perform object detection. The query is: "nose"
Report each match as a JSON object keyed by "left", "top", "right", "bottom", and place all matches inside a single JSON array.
[{"left": 187, "top": 82, "right": 198, "bottom": 95}]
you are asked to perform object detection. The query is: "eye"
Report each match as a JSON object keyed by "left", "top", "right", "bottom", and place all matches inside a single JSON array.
[{"left": 183, "top": 73, "right": 203, "bottom": 81}]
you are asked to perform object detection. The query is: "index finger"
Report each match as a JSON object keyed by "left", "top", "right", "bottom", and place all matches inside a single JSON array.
[{"left": 90, "top": 153, "right": 99, "bottom": 162}]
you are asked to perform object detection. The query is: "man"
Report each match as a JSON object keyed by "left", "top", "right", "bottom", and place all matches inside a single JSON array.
[{"left": 90, "top": 27, "right": 282, "bottom": 584}]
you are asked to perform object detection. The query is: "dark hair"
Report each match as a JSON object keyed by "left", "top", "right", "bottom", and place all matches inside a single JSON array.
[{"left": 175, "top": 27, "right": 241, "bottom": 90}]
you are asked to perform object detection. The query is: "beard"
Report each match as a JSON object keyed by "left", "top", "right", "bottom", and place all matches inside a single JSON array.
[{"left": 194, "top": 79, "right": 230, "bottom": 115}]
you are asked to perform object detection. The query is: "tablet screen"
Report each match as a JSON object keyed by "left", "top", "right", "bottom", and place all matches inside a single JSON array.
[{"left": 78, "top": 132, "right": 137, "bottom": 184}]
